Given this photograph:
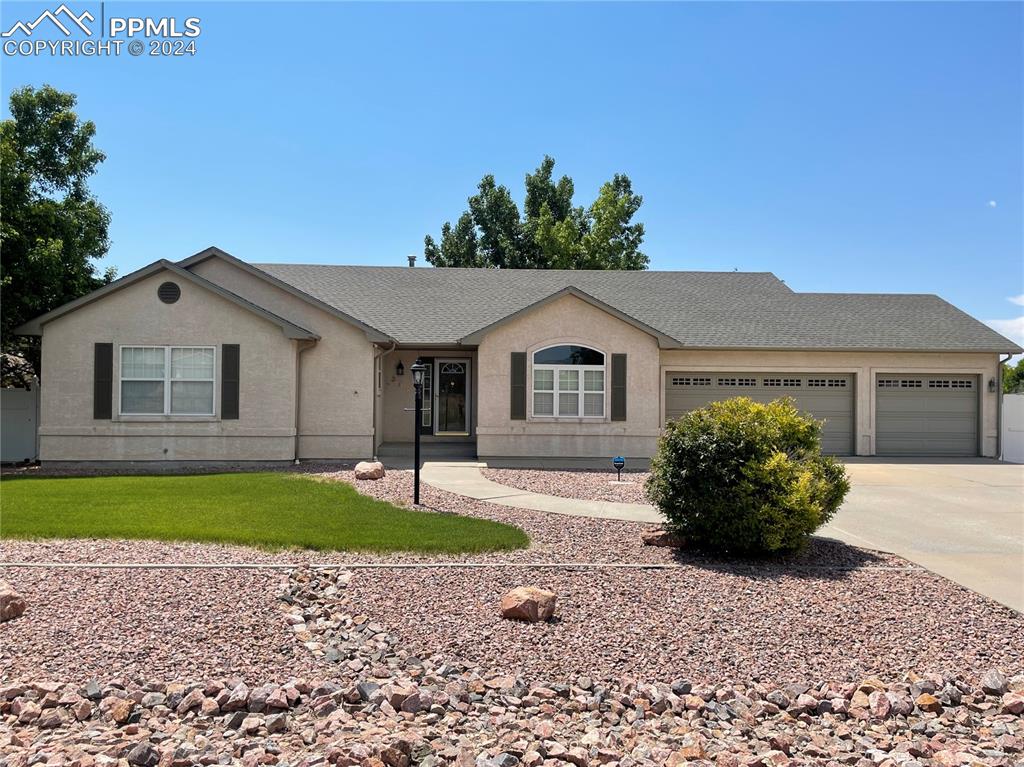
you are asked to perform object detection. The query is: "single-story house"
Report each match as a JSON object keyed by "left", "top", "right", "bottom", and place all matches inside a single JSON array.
[{"left": 15, "top": 246, "right": 1022, "bottom": 464}]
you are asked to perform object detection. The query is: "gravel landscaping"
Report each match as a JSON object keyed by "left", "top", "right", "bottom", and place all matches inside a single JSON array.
[
  {"left": 1, "top": 567, "right": 1022, "bottom": 766},
  {"left": 483, "top": 467, "right": 653, "bottom": 505},
  {"left": 3, "top": 467, "right": 1023, "bottom": 765}
]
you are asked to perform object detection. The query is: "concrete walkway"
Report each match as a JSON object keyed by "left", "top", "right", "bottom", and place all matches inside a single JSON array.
[{"left": 420, "top": 462, "right": 661, "bottom": 523}]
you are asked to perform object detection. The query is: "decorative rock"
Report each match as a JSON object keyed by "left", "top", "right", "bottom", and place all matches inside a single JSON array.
[
  {"left": 107, "top": 698, "right": 134, "bottom": 724},
  {"left": 126, "top": 744, "right": 159, "bottom": 767},
  {"left": 0, "top": 581, "right": 27, "bottom": 622},
  {"left": 354, "top": 461, "right": 386, "bottom": 480},
  {"left": 499, "top": 586, "right": 557, "bottom": 622},
  {"left": 915, "top": 693, "right": 943, "bottom": 713},
  {"left": 982, "top": 669, "right": 1009, "bottom": 695},
  {"left": 640, "top": 528, "right": 685, "bottom": 548},
  {"left": 869, "top": 690, "right": 892, "bottom": 719}
]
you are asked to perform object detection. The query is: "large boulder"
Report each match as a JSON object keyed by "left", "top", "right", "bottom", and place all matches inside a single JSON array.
[
  {"left": 354, "top": 461, "right": 386, "bottom": 480},
  {"left": 0, "top": 581, "right": 26, "bottom": 622},
  {"left": 500, "top": 586, "right": 557, "bottom": 623}
]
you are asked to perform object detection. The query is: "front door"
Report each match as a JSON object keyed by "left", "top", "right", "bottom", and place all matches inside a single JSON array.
[{"left": 435, "top": 359, "right": 470, "bottom": 435}]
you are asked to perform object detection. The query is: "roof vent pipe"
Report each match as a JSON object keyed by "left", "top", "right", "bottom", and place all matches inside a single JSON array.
[{"left": 407, "top": 254, "right": 416, "bottom": 267}]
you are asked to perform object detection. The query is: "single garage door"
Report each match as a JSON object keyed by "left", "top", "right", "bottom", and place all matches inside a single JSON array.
[
  {"left": 664, "top": 372, "right": 855, "bottom": 455},
  {"left": 875, "top": 374, "right": 978, "bottom": 456}
]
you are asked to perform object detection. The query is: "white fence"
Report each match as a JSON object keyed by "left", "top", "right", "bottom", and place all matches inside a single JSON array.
[
  {"left": 1003, "top": 393, "right": 1024, "bottom": 464},
  {"left": 1, "top": 385, "right": 38, "bottom": 463}
]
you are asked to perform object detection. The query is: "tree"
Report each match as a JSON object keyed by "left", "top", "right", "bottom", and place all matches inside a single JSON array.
[
  {"left": 1, "top": 85, "right": 115, "bottom": 366},
  {"left": 1003, "top": 358, "right": 1024, "bottom": 394},
  {"left": 424, "top": 156, "right": 648, "bottom": 270}
]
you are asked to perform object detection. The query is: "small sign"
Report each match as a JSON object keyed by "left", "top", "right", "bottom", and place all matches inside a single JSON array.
[{"left": 612, "top": 455, "right": 625, "bottom": 480}]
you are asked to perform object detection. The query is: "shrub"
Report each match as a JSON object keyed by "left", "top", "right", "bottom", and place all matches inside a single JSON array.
[{"left": 645, "top": 397, "right": 850, "bottom": 555}]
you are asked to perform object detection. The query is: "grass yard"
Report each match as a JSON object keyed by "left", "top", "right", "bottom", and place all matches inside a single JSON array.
[{"left": 0, "top": 472, "right": 529, "bottom": 554}]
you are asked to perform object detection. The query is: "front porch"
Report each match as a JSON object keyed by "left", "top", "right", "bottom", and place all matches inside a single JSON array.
[{"left": 375, "top": 347, "right": 478, "bottom": 456}]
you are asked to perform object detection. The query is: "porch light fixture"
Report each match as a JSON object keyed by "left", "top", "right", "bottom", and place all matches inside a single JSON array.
[
  {"left": 988, "top": 377, "right": 996, "bottom": 393},
  {"left": 410, "top": 357, "right": 427, "bottom": 504},
  {"left": 396, "top": 361, "right": 404, "bottom": 376}
]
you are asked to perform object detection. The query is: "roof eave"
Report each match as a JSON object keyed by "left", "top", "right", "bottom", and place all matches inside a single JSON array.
[{"left": 178, "top": 246, "right": 393, "bottom": 343}]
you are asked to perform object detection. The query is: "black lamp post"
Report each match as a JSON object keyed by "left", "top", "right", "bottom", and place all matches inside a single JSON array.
[{"left": 410, "top": 357, "right": 426, "bottom": 505}]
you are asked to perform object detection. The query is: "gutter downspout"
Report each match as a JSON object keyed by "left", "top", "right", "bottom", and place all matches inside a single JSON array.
[
  {"left": 372, "top": 341, "right": 397, "bottom": 459},
  {"left": 294, "top": 339, "right": 317, "bottom": 463},
  {"left": 997, "top": 353, "right": 1012, "bottom": 461}
]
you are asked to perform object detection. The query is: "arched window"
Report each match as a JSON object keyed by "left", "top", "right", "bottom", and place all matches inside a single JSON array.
[{"left": 532, "top": 345, "right": 605, "bottom": 418}]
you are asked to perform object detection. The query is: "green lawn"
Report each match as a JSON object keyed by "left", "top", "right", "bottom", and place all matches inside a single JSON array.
[{"left": 0, "top": 472, "right": 529, "bottom": 554}]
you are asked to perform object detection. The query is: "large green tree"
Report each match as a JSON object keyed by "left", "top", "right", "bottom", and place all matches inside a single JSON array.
[
  {"left": 1003, "top": 358, "right": 1024, "bottom": 394},
  {"left": 424, "top": 156, "right": 648, "bottom": 270},
  {"left": 1, "top": 85, "right": 115, "bottom": 366}
]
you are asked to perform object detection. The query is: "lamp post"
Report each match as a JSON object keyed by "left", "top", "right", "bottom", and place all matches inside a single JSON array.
[{"left": 410, "top": 357, "right": 426, "bottom": 505}]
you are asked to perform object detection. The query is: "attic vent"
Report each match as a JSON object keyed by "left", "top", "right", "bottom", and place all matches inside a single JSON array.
[{"left": 158, "top": 281, "right": 181, "bottom": 304}]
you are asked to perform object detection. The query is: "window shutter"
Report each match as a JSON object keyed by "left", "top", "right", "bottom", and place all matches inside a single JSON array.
[
  {"left": 611, "top": 353, "right": 627, "bottom": 421},
  {"left": 93, "top": 343, "right": 113, "bottom": 420},
  {"left": 221, "top": 344, "right": 240, "bottom": 420},
  {"left": 510, "top": 351, "right": 526, "bottom": 420}
]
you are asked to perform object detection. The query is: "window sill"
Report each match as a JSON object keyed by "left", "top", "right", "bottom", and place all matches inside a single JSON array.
[
  {"left": 116, "top": 415, "right": 219, "bottom": 423},
  {"left": 528, "top": 416, "right": 609, "bottom": 423}
]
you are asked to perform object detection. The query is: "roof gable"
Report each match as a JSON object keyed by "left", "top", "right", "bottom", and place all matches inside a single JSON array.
[
  {"left": 14, "top": 260, "right": 319, "bottom": 340},
  {"left": 178, "top": 247, "right": 391, "bottom": 342},
  {"left": 458, "top": 285, "right": 682, "bottom": 347}
]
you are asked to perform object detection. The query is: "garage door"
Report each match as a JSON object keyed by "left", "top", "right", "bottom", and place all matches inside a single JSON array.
[
  {"left": 875, "top": 375, "right": 978, "bottom": 456},
  {"left": 664, "top": 372, "right": 855, "bottom": 455}
]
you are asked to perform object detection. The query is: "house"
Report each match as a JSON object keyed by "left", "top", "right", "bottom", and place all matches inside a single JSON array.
[{"left": 14, "top": 246, "right": 1022, "bottom": 464}]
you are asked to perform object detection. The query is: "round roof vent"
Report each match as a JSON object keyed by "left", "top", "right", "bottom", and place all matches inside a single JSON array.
[{"left": 158, "top": 281, "right": 181, "bottom": 304}]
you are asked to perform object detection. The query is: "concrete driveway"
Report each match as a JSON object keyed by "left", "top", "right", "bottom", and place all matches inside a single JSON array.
[{"left": 821, "top": 459, "right": 1024, "bottom": 612}]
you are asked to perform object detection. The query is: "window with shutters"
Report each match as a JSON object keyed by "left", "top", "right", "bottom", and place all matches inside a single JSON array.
[
  {"left": 120, "top": 346, "right": 215, "bottom": 415},
  {"left": 532, "top": 345, "right": 605, "bottom": 418}
]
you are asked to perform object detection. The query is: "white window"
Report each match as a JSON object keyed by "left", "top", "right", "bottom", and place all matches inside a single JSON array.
[
  {"left": 120, "top": 346, "right": 216, "bottom": 416},
  {"left": 532, "top": 345, "right": 605, "bottom": 418}
]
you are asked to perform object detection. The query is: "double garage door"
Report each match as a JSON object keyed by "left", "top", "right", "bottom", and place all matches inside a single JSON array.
[
  {"left": 664, "top": 372, "right": 979, "bottom": 457},
  {"left": 664, "top": 372, "right": 855, "bottom": 455}
]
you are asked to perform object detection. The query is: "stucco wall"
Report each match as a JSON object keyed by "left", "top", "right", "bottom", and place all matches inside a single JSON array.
[
  {"left": 476, "top": 294, "right": 662, "bottom": 458},
  {"left": 659, "top": 349, "right": 1001, "bottom": 457},
  {"left": 39, "top": 271, "right": 298, "bottom": 462},
  {"left": 191, "top": 258, "right": 376, "bottom": 459}
]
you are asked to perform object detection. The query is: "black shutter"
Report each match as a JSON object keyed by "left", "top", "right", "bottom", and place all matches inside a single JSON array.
[
  {"left": 221, "top": 344, "right": 240, "bottom": 420},
  {"left": 510, "top": 351, "right": 526, "bottom": 420},
  {"left": 93, "top": 343, "right": 113, "bottom": 420},
  {"left": 611, "top": 353, "right": 627, "bottom": 421}
]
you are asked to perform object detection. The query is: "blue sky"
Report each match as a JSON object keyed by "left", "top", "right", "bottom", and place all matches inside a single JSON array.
[{"left": 2, "top": 1, "right": 1022, "bottom": 345}]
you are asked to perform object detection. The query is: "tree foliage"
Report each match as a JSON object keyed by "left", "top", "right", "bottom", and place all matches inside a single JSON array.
[
  {"left": 424, "top": 156, "right": 647, "bottom": 270},
  {"left": 1003, "top": 358, "right": 1024, "bottom": 394},
  {"left": 1, "top": 85, "right": 115, "bottom": 361},
  {"left": 646, "top": 397, "right": 850, "bottom": 555}
]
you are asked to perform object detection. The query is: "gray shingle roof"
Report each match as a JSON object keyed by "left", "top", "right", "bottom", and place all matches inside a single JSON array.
[{"left": 251, "top": 264, "right": 1021, "bottom": 352}]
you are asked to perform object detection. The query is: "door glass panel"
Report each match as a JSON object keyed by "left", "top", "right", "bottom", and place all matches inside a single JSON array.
[
  {"left": 437, "top": 362, "right": 467, "bottom": 432},
  {"left": 421, "top": 364, "right": 432, "bottom": 428}
]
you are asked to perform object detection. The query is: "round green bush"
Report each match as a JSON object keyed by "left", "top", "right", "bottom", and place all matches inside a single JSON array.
[{"left": 645, "top": 396, "right": 850, "bottom": 555}]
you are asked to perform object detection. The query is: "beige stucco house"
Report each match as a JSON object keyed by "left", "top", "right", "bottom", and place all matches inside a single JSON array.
[{"left": 15, "top": 246, "right": 1022, "bottom": 464}]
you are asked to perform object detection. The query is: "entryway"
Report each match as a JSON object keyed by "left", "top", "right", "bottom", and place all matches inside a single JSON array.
[{"left": 433, "top": 359, "right": 471, "bottom": 436}]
